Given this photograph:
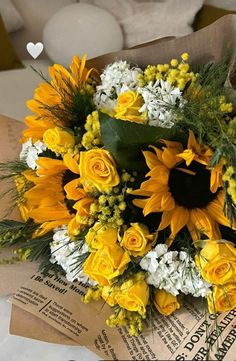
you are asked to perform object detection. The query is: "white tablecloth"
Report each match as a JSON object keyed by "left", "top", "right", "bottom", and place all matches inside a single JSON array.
[{"left": 0, "top": 297, "right": 99, "bottom": 361}]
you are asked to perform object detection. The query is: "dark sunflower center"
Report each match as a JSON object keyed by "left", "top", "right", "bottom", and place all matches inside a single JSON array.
[
  {"left": 62, "top": 170, "right": 78, "bottom": 214},
  {"left": 168, "top": 161, "right": 218, "bottom": 209}
]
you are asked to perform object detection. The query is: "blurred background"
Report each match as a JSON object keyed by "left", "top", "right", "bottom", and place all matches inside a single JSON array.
[{"left": 0, "top": 0, "right": 236, "bottom": 120}]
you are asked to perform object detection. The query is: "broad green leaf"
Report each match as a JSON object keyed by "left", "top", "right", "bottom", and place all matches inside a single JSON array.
[{"left": 99, "top": 113, "right": 186, "bottom": 171}]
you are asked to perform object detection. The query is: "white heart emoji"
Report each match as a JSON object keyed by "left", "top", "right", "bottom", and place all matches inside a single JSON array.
[{"left": 26, "top": 42, "right": 44, "bottom": 59}]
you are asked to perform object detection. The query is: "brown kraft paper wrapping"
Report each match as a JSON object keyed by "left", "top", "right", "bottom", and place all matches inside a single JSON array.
[
  {"left": 10, "top": 271, "right": 236, "bottom": 360},
  {"left": 0, "top": 115, "right": 39, "bottom": 295},
  {"left": 0, "top": 14, "right": 235, "bottom": 360}
]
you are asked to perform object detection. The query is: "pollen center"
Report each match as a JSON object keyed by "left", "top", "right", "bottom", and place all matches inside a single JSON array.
[{"left": 168, "top": 161, "right": 217, "bottom": 209}]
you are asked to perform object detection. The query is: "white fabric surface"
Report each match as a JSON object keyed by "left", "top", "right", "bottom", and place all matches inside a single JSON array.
[
  {"left": 0, "top": 297, "right": 99, "bottom": 361},
  {"left": 11, "top": 0, "right": 77, "bottom": 59},
  {"left": 205, "top": 0, "right": 236, "bottom": 10},
  {"left": 0, "top": 0, "right": 23, "bottom": 33},
  {"left": 82, "top": 0, "right": 204, "bottom": 47},
  {"left": 0, "top": 59, "right": 52, "bottom": 121}
]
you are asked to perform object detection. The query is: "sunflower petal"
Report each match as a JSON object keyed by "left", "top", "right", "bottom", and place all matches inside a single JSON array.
[
  {"left": 158, "top": 211, "right": 172, "bottom": 231},
  {"left": 64, "top": 178, "right": 86, "bottom": 200},
  {"left": 132, "top": 198, "right": 149, "bottom": 209},
  {"left": 34, "top": 219, "right": 71, "bottom": 237},
  {"left": 207, "top": 196, "right": 236, "bottom": 229},
  {"left": 142, "top": 150, "right": 161, "bottom": 170},
  {"left": 143, "top": 193, "right": 163, "bottom": 215},
  {"left": 170, "top": 206, "right": 189, "bottom": 238},
  {"left": 161, "top": 148, "right": 179, "bottom": 169},
  {"left": 147, "top": 165, "right": 169, "bottom": 184},
  {"left": 140, "top": 178, "right": 168, "bottom": 194},
  {"left": 161, "top": 192, "right": 175, "bottom": 211},
  {"left": 190, "top": 208, "right": 221, "bottom": 239}
]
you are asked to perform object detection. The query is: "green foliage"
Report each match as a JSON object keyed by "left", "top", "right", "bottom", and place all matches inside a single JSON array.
[
  {"left": 69, "top": 252, "right": 90, "bottom": 277},
  {"left": 194, "top": 50, "right": 232, "bottom": 90},
  {"left": 113, "top": 261, "right": 141, "bottom": 286},
  {"left": 37, "top": 257, "right": 65, "bottom": 277},
  {"left": 99, "top": 113, "right": 186, "bottom": 171},
  {"left": 31, "top": 66, "right": 95, "bottom": 128},
  {"left": 174, "top": 53, "right": 236, "bottom": 220},
  {"left": 0, "top": 160, "right": 28, "bottom": 181},
  {"left": 170, "top": 231, "right": 196, "bottom": 257},
  {"left": 20, "top": 231, "right": 53, "bottom": 262},
  {"left": 175, "top": 53, "right": 235, "bottom": 161},
  {"left": 0, "top": 219, "right": 37, "bottom": 247},
  {"left": 0, "top": 160, "right": 32, "bottom": 217},
  {"left": 20, "top": 230, "right": 65, "bottom": 276}
]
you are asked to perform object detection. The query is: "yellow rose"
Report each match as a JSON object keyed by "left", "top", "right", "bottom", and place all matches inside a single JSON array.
[
  {"left": 116, "top": 274, "right": 149, "bottom": 316},
  {"left": 121, "top": 223, "right": 155, "bottom": 257},
  {"left": 86, "top": 222, "right": 118, "bottom": 250},
  {"left": 74, "top": 197, "right": 94, "bottom": 223},
  {"left": 154, "top": 290, "right": 181, "bottom": 316},
  {"left": 83, "top": 244, "right": 130, "bottom": 286},
  {"left": 79, "top": 149, "right": 120, "bottom": 192},
  {"left": 114, "top": 91, "right": 147, "bottom": 124},
  {"left": 195, "top": 240, "right": 236, "bottom": 285},
  {"left": 208, "top": 283, "right": 236, "bottom": 313},
  {"left": 67, "top": 197, "right": 95, "bottom": 236},
  {"left": 101, "top": 285, "right": 120, "bottom": 306},
  {"left": 43, "top": 126, "right": 75, "bottom": 154},
  {"left": 68, "top": 217, "right": 81, "bottom": 237}
]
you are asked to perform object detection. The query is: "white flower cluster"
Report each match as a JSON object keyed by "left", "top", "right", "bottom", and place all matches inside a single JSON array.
[
  {"left": 50, "top": 228, "right": 95, "bottom": 285},
  {"left": 20, "top": 138, "right": 46, "bottom": 170},
  {"left": 94, "top": 60, "right": 142, "bottom": 111},
  {"left": 140, "top": 244, "right": 210, "bottom": 297},
  {"left": 138, "top": 80, "right": 184, "bottom": 128}
]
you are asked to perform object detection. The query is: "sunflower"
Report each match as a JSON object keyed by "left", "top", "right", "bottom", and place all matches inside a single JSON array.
[
  {"left": 133, "top": 131, "right": 235, "bottom": 243},
  {"left": 21, "top": 116, "right": 57, "bottom": 143},
  {"left": 22, "top": 55, "right": 98, "bottom": 142},
  {"left": 19, "top": 153, "right": 95, "bottom": 236}
]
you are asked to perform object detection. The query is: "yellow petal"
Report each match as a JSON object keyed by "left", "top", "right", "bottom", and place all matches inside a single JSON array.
[
  {"left": 188, "top": 130, "right": 199, "bottom": 151},
  {"left": 161, "top": 148, "right": 179, "bottom": 169},
  {"left": 132, "top": 198, "right": 149, "bottom": 209},
  {"left": 178, "top": 149, "right": 195, "bottom": 166},
  {"left": 190, "top": 208, "right": 221, "bottom": 239},
  {"left": 30, "top": 204, "right": 71, "bottom": 222},
  {"left": 63, "top": 153, "right": 80, "bottom": 174},
  {"left": 64, "top": 178, "right": 86, "bottom": 200},
  {"left": 186, "top": 220, "right": 201, "bottom": 241},
  {"left": 170, "top": 206, "right": 189, "bottom": 238},
  {"left": 161, "top": 192, "right": 175, "bottom": 211},
  {"left": 140, "top": 179, "right": 168, "bottom": 193},
  {"left": 207, "top": 197, "right": 235, "bottom": 229},
  {"left": 143, "top": 193, "right": 163, "bottom": 216},
  {"left": 142, "top": 150, "right": 161, "bottom": 170},
  {"left": 37, "top": 157, "right": 67, "bottom": 176},
  {"left": 147, "top": 165, "right": 169, "bottom": 185},
  {"left": 130, "top": 189, "right": 152, "bottom": 197},
  {"left": 34, "top": 218, "right": 71, "bottom": 237},
  {"left": 158, "top": 211, "right": 172, "bottom": 231}
]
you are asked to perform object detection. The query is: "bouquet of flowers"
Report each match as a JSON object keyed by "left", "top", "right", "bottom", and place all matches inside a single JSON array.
[{"left": 1, "top": 49, "right": 236, "bottom": 338}]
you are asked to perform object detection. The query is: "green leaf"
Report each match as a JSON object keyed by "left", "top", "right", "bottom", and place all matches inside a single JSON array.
[{"left": 99, "top": 113, "right": 186, "bottom": 171}]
